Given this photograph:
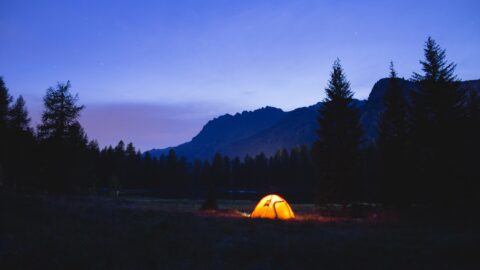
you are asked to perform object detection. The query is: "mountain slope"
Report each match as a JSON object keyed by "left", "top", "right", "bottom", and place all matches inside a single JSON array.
[
  {"left": 221, "top": 104, "right": 321, "bottom": 158},
  {"left": 148, "top": 106, "right": 287, "bottom": 160}
]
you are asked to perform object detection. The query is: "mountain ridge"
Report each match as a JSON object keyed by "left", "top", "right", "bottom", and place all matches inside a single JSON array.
[{"left": 147, "top": 78, "right": 480, "bottom": 161}]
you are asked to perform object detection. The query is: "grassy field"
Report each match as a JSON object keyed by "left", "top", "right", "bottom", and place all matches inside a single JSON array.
[{"left": 1, "top": 195, "right": 478, "bottom": 269}]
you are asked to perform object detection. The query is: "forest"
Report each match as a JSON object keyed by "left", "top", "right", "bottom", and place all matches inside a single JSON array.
[{"left": 1, "top": 37, "right": 479, "bottom": 213}]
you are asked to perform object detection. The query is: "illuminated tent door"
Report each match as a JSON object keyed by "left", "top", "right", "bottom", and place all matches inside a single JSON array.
[{"left": 250, "top": 194, "right": 295, "bottom": 220}]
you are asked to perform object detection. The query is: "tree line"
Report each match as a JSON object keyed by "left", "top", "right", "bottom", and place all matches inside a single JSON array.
[
  {"left": 313, "top": 37, "right": 480, "bottom": 210},
  {"left": 0, "top": 79, "right": 313, "bottom": 200},
  {"left": 1, "top": 37, "right": 479, "bottom": 211}
]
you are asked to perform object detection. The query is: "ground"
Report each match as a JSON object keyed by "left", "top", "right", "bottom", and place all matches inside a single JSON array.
[{"left": 0, "top": 195, "right": 478, "bottom": 269}]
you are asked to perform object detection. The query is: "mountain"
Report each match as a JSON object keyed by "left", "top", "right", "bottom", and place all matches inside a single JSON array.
[
  {"left": 149, "top": 106, "right": 287, "bottom": 160},
  {"left": 147, "top": 79, "right": 480, "bottom": 161}
]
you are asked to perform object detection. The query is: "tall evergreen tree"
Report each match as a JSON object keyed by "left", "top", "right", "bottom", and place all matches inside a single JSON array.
[
  {"left": 6, "top": 95, "right": 36, "bottom": 190},
  {"left": 111, "top": 140, "right": 126, "bottom": 186},
  {"left": 0, "top": 78, "right": 12, "bottom": 156},
  {"left": 377, "top": 62, "right": 410, "bottom": 206},
  {"left": 37, "top": 81, "right": 85, "bottom": 143},
  {"left": 114, "top": 140, "right": 126, "bottom": 155},
  {"left": 37, "top": 81, "right": 86, "bottom": 192},
  {"left": 7, "top": 96, "right": 31, "bottom": 133},
  {"left": 125, "top": 143, "right": 136, "bottom": 158},
  {"left": 0, "top": 78, "right": 12, "bottom": 189},
  {"left": 0, "top": 77, "right": 12, "bottom": 133},
  {"left": 410, "top": 37, "right": 464, "bottom": 206},
  {"left": 313, "top": 59, "right": 363, "bottom": 205},
  {"left": 202, "top": 153, "right": 224, "bottom": 210}
]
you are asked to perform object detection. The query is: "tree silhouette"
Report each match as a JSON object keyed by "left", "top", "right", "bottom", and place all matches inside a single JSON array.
[
  {"left": 5, "top": 95, "right": 36, "bottom": 190},
  {"left": 410, "top": 37, "right": 464, "bottom": 206},
  {"left": 313, "top": 59, "right": 363, "bottom": 205},
  {"left": 37, "top": 81, "right": 86, "bottom": 192},
  {"left": 0, "top": 77, "right": 12, "bottom": 133},
  {"left": 201, "top": 158, "right": 217, "bottom": 209},
  {"left": 8, "top": 96, "right": 31, "bottom": 133},
  {"left": 37, "top": 81, "right": 85, "bottom": 143},
  {"left": 377, "top": 62, "right": 410, "bottom": 207},
  {"left": 202, "top": 153, "right": 224, "bottom": 210},
  {"left": 0, "top": 78, "right": 12, "bottom": 187}
]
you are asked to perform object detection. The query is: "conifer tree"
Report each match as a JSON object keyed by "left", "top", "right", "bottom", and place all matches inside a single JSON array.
[
  {"left": 111, "top": 140, "right": 126, "bottom": 186},
  {"left": 199, "top": 159, "right": 212, "bottom": 206},
  {"left": 0, "top": 78, "right": 12, "bottom": 159},
  {"left": 6, "top": 95, "right": 36, "bottom": 189},
  {"left": 410, "top": 37, "right": 464, "bottom": 206},
  {"left": 37, "top": 81, "right": 85, "bottom": 143},
  {"left": 202, "top": 153, "right": 224, "bottom": 210},
  {"left": 0, "top": 78, "right": 12, "bottom": 189},
  {"left": 114, "top": 140, "right": 126, "bottom": 156},
  {"left": 8, "top": 96, "right": 31, "bottom": 133},
  {"left": 0, "top": 77, "right": 12, "bottom": 133},
  {"left": 377, "top": 62, "right": 410, "bottom": 207},
  {"left": 37, "top": 81, "right": 86, "bottom": 192},
  {"left": 125, "top": 143, "right": 136, "bottom": 158},
  {"left": 313, "top": 59, "right": 363, "bottom": 205}
]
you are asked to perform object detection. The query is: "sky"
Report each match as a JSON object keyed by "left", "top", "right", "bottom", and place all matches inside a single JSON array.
[{"left": 1, "top": 0, "right": 479, "bottom": 151}]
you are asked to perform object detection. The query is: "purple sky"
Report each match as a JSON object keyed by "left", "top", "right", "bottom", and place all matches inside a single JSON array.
[{"left": 1, "top": 0, "right": 479, "bottom": 151}]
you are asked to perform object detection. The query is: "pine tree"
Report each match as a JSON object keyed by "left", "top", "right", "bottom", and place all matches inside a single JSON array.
[
  {"left": 8, "top": 96, "right": 32, "bottom": 133},
  {"left": 410, "top": 37, "right": 464, "bottom": 206},
  {"left": 125, "top": 143, "right": 136, "bottom": 158},
  {"left": 200, "top": 159, "right": 212, "bottom": 199},
  {"left": 0, "top": 77, "right": 12, "bottom": 132},
  {"left": 111, "top": 140, "right": 126, "bottom": 187},
  {"left": 37, "top": 81, "right": 86, "bottom": 192},
  {"left": 202, "top": 153, "right": 224, "bottom": 210},
  {"left": 124, "top": 142, "right": 139, "bottom": 186},
  {"left": 0, "top": 78, "right": 12, "bottom": 189},
  {"left": 412, "top": 37, "right": 457, "bottom": 82},
  {"left": 377, "top": 62, "right": 410, "bottom": 207},
  {"left": 313, "top": 59, "right": 363, "bottom": 205},
  {"left": 37, "top": 81, "right": 85, "bottom": 143},
  {"left": 0, "top": 77, "right": 12, "bottom": 156},
  {"left": 6, "top": 95, "right": 36, "bottom": 189},
  {"left": 114, "top": 140, "right": 126, "bottom": 155}
]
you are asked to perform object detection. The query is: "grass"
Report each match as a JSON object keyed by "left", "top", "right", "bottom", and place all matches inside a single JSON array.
[{"left": 1, "top": 194, "right": 478, "bottom": 269}]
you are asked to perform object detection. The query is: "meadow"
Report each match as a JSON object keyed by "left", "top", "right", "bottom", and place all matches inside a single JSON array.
[{"left": 1, "top": 194, "right": 478, "bottom": 269}]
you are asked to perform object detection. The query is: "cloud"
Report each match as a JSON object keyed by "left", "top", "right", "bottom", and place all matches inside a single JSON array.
[{"left": 79, "top": 102, "right": 234, "bottom": 151}]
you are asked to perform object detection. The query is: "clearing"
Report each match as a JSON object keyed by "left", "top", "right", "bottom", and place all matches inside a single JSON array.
[{"left": 1, "top": 195, "right": 478, "bottom": 269}]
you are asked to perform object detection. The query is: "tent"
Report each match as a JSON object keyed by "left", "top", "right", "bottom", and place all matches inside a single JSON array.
[{"left": 250, "top": 194, "right": 295, "bottom": 220}]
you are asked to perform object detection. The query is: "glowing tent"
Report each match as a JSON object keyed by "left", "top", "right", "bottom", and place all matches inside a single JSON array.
[{"left": 250, "top": 194, "right": 295, "bottom": 220}]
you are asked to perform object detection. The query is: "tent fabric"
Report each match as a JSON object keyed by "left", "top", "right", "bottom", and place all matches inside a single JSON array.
[{"left": 250, "top": 194, "right": 295, "bottom": 220}]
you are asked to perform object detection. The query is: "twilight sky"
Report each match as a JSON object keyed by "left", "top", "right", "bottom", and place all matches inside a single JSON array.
[{"left": 1, "top": 0, "right": 479, "bottom": 151}]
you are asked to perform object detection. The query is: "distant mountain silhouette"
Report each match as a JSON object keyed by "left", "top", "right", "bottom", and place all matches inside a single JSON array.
[
  {"left": 150, "top": 106, "right": 287, "bottom": 160},
  {"left": 147, "top": 78, "right": 480, "bottom": 160}
]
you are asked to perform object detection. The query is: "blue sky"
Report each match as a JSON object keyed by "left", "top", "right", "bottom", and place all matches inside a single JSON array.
[{"left": 1, "top": 0, "right": 479, "bottom": 150}]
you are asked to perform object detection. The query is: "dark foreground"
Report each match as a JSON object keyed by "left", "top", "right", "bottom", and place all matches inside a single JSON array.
[{"left": 1, "top": 195, "right": 478, "bottom": 270}]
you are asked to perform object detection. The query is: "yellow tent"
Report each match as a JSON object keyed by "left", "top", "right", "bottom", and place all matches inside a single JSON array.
[{"left": 250, "top": 194, "right": 295, "bottom": 220}]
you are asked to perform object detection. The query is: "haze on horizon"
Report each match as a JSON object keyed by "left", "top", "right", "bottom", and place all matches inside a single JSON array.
[{"left": 1, "top": 0, "right": 479, "bottom": 151}]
